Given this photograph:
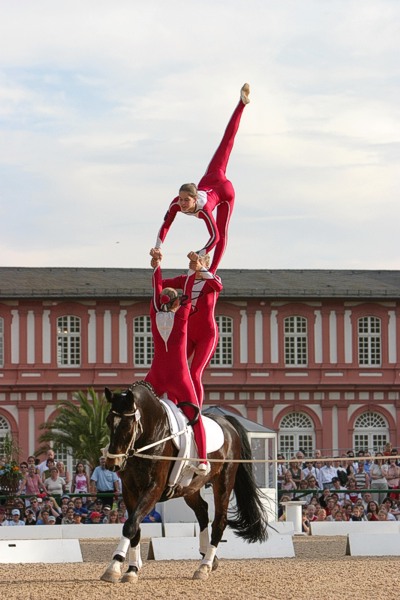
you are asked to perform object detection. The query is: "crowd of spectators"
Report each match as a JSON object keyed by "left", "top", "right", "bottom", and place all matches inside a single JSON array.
[
  {"left": 278, "top": 443, "right": 400, "bottom": 533},
  {"left": 0, "top": 449, "right": 131, "bottom": 526}
]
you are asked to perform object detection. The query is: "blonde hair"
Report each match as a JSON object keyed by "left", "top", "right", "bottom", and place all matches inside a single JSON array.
[
  {"left": 199, "top": 254, "right": 211, "bottom": 268},
  {"left": 179, "top": 183, "right": 197, "bottom": 197},
  {"left": 160, "top": 287, "right": 179, "bottom": 312}
]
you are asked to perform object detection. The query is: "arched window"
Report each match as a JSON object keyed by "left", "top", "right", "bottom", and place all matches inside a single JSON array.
[
  {"left": 57, "top": 316, "right": 81, "bottom": 366},
  {"left": 353, "top": 412, "right": 388, "bottom": 453},
  {"left": 210, "top": 316, "right": 233, "bottom": 366},
  {"left": 134, "top": 316, "right": 154, "bottom": 366},
  {"left": 284, "top": 316, "right": 307, "bottom": 366},
  {"left": 279, "top": 412, "right": 314, "bottom": 457},
  {"left": 0, "top": 416, "right": 11, "bottom": 457},
  {"left": 0, "top": 317, "right": 3, "bottom": 367},
  {"left": 358, "top": 316, "right": 381, "bottom": 366}
]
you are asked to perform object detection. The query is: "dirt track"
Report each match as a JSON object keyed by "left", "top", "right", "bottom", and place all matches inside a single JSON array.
[{"left": 0, "top": 536, "right": 399, "bottom": 600}]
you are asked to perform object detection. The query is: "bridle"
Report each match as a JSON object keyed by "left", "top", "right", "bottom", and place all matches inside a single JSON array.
[{"left": 106, "top": 405, "right": 143, "bottom": 470}]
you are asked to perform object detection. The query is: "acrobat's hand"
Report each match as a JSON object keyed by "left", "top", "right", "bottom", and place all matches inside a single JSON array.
[
  {"left": 150, "top": 248, "right": 163, "bottom": 260},
  {"left": 187, "top": 251, "right": 199, "bottom": 261}
]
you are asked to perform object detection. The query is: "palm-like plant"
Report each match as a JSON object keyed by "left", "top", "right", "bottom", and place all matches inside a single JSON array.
[{"left": 38, "top": 388, "right": 110, "bottom": 473}]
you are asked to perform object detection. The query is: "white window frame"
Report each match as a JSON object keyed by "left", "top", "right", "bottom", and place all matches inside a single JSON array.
[
  {"left": 210, "top": 316, "right": 233, "bottom": 367},
  {"left": 353, "top": 412, "right": 388, "bottom": 453},
  {"left": 284, "top": 316, "right": 308, "bottom": 366},
  {"left": 279, "top": 412, "right": 315, "bottom": 457},
  {"left": 358, "top": 316, "right": 381, "bottom": 367},
  {"left": 57, "top": 315, "right": 81, "bottom": 366},
  {"left": 134, "top": 316, "right": 154, "bottom": 367},
  {"left": 0, "top": 317, "right": 3, "bottom": 367}
]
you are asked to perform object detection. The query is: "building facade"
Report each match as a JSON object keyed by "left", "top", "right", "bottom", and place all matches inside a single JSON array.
[{"left": 0, "top": 267, "right": 399, "bottom": 462}]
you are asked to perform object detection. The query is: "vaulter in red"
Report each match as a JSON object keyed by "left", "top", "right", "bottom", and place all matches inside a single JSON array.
[
  {"left": 145, "top": 250, "right": 209, "bottom": 475},
  {"left": 154, "top": 83, "right": 250, "bottom": 274},
  {"left": 162, "top": 254, "right": 222, "bottom": 408}
]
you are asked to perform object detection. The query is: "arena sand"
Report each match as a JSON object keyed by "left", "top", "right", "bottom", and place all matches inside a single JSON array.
[{"left": 0, "top": 536, "right": 399, "bottom": 600}]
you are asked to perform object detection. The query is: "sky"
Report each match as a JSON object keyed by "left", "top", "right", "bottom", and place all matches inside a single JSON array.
[{"left": 1, "top": 0, "right": 400, "bottom": 271}]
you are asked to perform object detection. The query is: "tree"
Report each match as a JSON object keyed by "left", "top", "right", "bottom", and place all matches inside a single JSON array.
[{"left": 38, "top": 388, "right": 109, "bottom": 473}]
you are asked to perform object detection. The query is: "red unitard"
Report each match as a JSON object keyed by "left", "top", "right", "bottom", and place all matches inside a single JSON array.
[
  {"left": 144, "top": 265, "right": 207, "bottom": 461},
  {"left": 162, "top": 270, "right": 223, "bottom": 407},
  {"left": 155, "top": 97, "right": 247, "bottom": 273}
]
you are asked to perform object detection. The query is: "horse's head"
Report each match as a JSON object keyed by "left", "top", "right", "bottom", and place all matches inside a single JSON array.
[{"left": 104, "top": 386, "right": 142, "bottom": 471}]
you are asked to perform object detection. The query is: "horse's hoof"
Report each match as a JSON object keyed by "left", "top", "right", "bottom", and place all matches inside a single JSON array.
[
  {"left": 193, "top": 564, "right": 210, "bottom": 581},
  {"left": 100, "top": 571, "right": 121, "bottom": 584},
  {"left": 212, "top": 555, "right": 219, "bottom": 571},
  {"left": 121, "top": 571, "right": 139, "bottom": 584}
]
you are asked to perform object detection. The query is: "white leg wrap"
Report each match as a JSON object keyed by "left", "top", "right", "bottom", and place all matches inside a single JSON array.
[
  {"left": 201, "top": 545, "right": 217, "bottom": 567},
  {"left": 199, "top": 527, "right": 210, "bottom": 555},
  {"left": 128, "top": 542, "right": 143, "bottom": 570},
  {"left": 114, "top": 536, "right": 131, "bottom": 559}
]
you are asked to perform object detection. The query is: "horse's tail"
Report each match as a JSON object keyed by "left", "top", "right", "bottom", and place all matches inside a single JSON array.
[{"left": 224, "top": 415, "right": 268, "bottom": 543}]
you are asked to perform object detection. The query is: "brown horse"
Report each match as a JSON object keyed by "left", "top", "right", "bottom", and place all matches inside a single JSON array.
[{"left": 100, "top": 381, "right": 268, "bottom": 583}]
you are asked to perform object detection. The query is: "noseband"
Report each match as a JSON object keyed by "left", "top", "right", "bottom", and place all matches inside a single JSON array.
[{"left": 106, "top": 407, "right": 143, "bottom": 470}]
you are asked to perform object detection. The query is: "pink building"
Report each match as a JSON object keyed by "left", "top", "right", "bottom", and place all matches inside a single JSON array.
[{"left": 0, "top": 267, "right": 399, "bottom": 464}]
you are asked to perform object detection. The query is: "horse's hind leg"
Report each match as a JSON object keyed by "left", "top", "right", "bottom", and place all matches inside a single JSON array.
[{"left": 184, "top": 489, "right": 220, "bottom": 580}]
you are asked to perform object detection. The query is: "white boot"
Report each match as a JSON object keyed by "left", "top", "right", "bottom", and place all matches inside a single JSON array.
[{"left": 194, "top": 461, "right": 211, "bottom": 476}]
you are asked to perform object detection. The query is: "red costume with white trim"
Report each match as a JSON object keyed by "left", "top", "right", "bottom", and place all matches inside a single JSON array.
[
  {"left": 155, "top": 97, "right": 247, "bottom": 273},
  {"left": 162, "top": 269, "right": 223, "bottom": 407},
  {"left": 144, "top": 265, "right": 207, "bottom": 461}
]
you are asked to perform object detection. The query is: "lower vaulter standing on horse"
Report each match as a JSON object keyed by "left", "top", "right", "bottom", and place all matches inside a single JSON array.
[
  {"left": 154, "top": 82, "right": 250, "bottom": 274},
  {"left": 145, "top": 249, "right": 210, "bottom": 475},
  {"left": 162, "top": 253, "right": 223, "bottom": 407}
]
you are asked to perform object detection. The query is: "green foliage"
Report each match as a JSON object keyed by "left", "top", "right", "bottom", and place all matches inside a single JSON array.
[
  {"left": 0, "top": 434, "right": 24, "bottom": 493},
  {"left": 38, "top": 388, "right": 110, "bottom": 473}
]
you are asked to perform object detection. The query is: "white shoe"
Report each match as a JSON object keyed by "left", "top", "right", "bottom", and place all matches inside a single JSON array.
[
  {"left": 240, "top": 83, "right": 250, "bottom": 105},
  {"left": 194, "top": 462, "right": 211, "bottom": 476}
]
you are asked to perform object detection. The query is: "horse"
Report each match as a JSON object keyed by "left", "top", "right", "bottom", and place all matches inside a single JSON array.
[{"left": 100, "top": 381, "right": 268, "bottom": 583}]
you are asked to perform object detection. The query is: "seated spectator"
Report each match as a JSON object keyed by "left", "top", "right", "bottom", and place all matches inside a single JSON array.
[
  {"left": 143, "top": 507, "right": 162, "bottom": 523},
  {"left": 62, "top": 507, "right": 75, "bottom": 524},
  {"left": 316, "top": 508, "right": 327, "bottom": 521},
  {"left": 287, "top": 459, "right": 303, "bottom": 486},
  {"left": 302, "top": 461, "right": 318, "bottom": 480},
  {"left": 56, "top": 504, "right": 68, "bottom": 524},
  {"left": 0, "top": 507, "right": 7, "bottom": 526},
  {"left": 334, "top": 511, "right": 344, "bottom": 521},
  {"left": 345, "top": 477, "right": 362, "bottom": 504},
  {"left": 377, "top": 507, "right": 388, "bottom": 521},
  {"left": 380, "top": 498, "right": 398, "bottom": 521},
  {"left": 48, "top": 515, "right": 56, "bottom": 525},
  {"left": 324, "top": 496, "right": 337, "bottom": 517},
  {"left": 361, "top": 491, "right": 373, "bottom": 513},
  {"left": 366, "top": 500, "right": 379, "bottom": 521},
  {"left": 24, "top": 508, "right": 36, "bottom": 525},
  {"left": 6, "top": 509, "right": 25, "bottom": 526},
  {"left": 318, "top": 488, "right": 331, "bottom": 508},
  {"left": 278, "top": 495, "right": 292, "bottom": 520},
  {"left": 73, "top": 511, "right": 84, "bottom": 525},
  {"left": 326, "top": 505, "right": 341, "bottom": 521},
  {"left": 28, "top": 497, "right": 41, "bottom": 519},
  {"left": 302, "top": 475, "right": 320, "bottom": 504},
  {"left": 36, "top": 509, "right": 52, "bottom": 525},
  {"left": 106, "top": 509, "right": 120, "bottom": 524},
  {"left": 89, "top": 511, "right": 102, "bottom": 524},
  {"left": 342, "top": 502, "right": 353, "bottom": 521},
  {"left": 73, "top": 497, "right": 89, "bottom": 516},
  {"left": 350, "top": 505, "right": 364, "bottom": 521},
  {"left": 302, "top": 508, "right": 311, "bottom": 535}
]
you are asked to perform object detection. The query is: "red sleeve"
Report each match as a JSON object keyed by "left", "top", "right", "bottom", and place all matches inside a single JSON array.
[
  {"left": 162, "top": 275, "right": 187, "bottom": 290},
  {"left": 201, "top": 272, "right": 223, "bottom": 293},
  {"left": 151, "top": 265, "right": 163, "bottom": 311},
  {"left": 155, "top": 198, "right": 181, "bottom": 247}
]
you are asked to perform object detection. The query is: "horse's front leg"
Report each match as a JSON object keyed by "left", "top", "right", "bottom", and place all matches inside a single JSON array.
[{"left": 100, "top": 527, "right": 141, "bottom": 584}]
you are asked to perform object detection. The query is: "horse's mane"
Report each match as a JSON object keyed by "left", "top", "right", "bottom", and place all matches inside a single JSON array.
[{"left": 128, "top": 380, "right": 160, "bottom": 401}]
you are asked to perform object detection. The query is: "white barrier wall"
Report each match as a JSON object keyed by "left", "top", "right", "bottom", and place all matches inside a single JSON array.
[{"left": 311, "top": 521, "right": 400, "bottom": 536}]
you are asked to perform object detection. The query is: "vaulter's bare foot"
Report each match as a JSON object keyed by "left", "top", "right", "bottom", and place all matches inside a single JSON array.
[{"left": 241, "top": 83, "right": 250, "bottom": 105}]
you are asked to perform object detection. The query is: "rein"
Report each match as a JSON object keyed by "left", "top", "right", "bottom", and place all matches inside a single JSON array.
[{"left": 106, "top": 406, "right": 188, "bottom": 471}]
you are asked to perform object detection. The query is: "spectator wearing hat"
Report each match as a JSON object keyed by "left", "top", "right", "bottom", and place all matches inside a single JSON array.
[
  {"left": 48, "top": 515, "right": 56, "bottom": 525},
  {"left": 89, "top": 511, "right": 102, "bottom": 524},
  {"left": 72, "top": 511, "right": 84, "bottom": 525},
  {"left": 24, "top": 509, "right": 37, "bottom": 525},
  {"left": 7, "top": 509, "right": 25, "bottom": 526}
]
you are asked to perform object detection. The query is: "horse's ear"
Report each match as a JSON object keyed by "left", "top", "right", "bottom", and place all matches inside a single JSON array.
[{"left": 104, "top": 387, "right": 113, "bottom": 403}]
